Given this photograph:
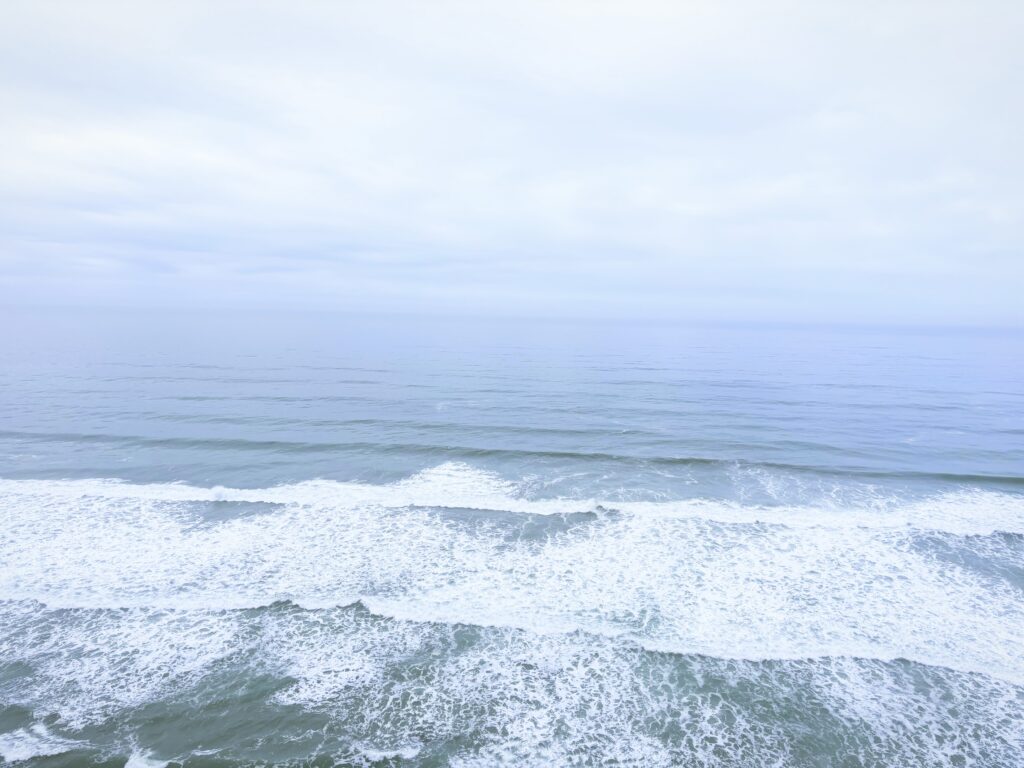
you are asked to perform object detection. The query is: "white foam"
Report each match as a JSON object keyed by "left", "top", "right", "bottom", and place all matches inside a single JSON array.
[
  {"left": 1, "top": 603, "right": 1021, "bottom": 766},
  {"left": 259, "top": 607, "right": 789, "bottom": 767},
  {"left": 0, "top": 725, "right": 83, "bottom": 763},
  {"left": 0, "top": 603, "right": 242, "bottom": 729},
  {"left": 259, "top": 608, "right": 1024, "bottom": 767},
  {"left": 1, "top": 464, "right": 1022, "bottom": 686},
  {"left": 125, "top": 750, "right": 170, "bottom": 768},
  {"left": 2, "top": 462, "right": 1021, "bottom": 534},
  {"left": 354, "top": 744, "right": 421, "bottom": 761}
]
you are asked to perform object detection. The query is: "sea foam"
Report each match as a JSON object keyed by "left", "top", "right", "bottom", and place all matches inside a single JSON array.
[
  {"left": 1, "top": 460, "right": 1022, "bottom": 534},
  {"left": 1, "top": 464, "right": 1022, "bottom": 684}
]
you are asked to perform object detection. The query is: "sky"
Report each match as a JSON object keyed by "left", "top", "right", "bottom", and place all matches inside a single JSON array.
[{"left": 1, "top": 1, "right": 1022, "bottom": 325}]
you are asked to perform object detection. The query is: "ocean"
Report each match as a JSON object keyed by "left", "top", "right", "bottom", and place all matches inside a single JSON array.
[{"left": 1, "top": 309, "right": 1022, "bottom": 767}]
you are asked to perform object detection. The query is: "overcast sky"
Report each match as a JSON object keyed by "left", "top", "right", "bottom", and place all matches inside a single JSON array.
[{"left": 1, "top": 1, "right": 1021, "bottom": 325}]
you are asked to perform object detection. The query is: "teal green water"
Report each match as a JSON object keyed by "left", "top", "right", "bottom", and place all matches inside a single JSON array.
[{"left": 1, "top": 311, "right": 1022, "bottom": 766}]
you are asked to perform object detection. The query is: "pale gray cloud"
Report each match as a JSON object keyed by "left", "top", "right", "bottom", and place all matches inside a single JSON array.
[{"left": 1, "top": 1, "right": 1022, "bottom": 324}]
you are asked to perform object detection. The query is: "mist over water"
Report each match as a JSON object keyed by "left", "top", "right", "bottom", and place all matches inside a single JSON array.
[{"left": 1, "top": 310, "right": 1023, "bottom": 766}]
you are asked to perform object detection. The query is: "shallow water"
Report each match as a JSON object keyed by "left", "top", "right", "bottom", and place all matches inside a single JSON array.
[{"left": 1, "top": 310, "right": 1022, "bottom": 766}]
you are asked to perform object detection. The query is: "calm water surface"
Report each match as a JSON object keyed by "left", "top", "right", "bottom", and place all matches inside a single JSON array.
[{"left": 1, "top": 310, "right": 1022, "bottom": 766}]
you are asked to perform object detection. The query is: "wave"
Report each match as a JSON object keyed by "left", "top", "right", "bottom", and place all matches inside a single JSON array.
[
  {"left": 4, "top": 595, "right": 1017, "bottom": 687},
  {"left": 2, "top": 461, "right": 1023, "bottom": 534},
  {"left": 0, "top": 725, "right": 84, "bottom": 763},
  {"left": 2, "top": 464, "right": 1023, "bottom": 686},
  {"left": 3, "top": 429, "right": 1023, "bottom": 487},
  {"left": 278, "top": 596, "right": 1024, "bottom": 680},
  {"left": 1, "top": 600, "right": 1022, "bottom": 767}
]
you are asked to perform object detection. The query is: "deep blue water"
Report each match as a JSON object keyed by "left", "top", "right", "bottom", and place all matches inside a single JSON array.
[{"left": 1, "top": 310, "right": 1022, "bottom": 766}]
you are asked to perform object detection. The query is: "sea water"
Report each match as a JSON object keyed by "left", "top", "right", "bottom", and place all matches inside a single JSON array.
[{"left": 1, "top": 310, "right": 1022, "bottom": 766}]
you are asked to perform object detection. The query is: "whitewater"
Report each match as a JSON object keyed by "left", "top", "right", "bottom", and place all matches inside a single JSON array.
[{"left": 1, "top": 312, "right": 1022, "bottom": 766}]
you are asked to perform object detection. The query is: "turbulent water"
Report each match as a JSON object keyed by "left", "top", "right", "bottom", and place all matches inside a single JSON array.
[{"left": 1, "top": 311, "right": 1022, "bottom": 767}]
